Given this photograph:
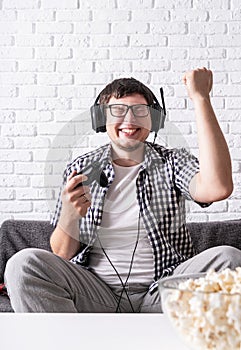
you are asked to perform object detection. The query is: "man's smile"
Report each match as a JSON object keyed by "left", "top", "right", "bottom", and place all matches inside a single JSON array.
[{"left": 118, "top": 127, "right": 141, "bottom": 137}]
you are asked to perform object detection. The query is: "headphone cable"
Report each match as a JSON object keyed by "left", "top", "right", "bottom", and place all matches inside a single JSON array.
[
  {"left": 114, "top": 211, "right": 141, "bottom": 312},
  {"left": 91, "top": 208, "right": 141, "bottom": 313}
]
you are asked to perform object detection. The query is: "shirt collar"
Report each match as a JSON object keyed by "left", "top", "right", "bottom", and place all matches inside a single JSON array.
[
  {"left": 142, "top": 142, "right": 166, "bottom": 170},
  {"left": 93, "top": 143, "right": 112, "bottom": 166}
]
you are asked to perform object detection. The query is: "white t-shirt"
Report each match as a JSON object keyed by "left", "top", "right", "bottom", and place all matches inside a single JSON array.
[{"left": 88, "top": 162, "right": 153, "bottom": 288}]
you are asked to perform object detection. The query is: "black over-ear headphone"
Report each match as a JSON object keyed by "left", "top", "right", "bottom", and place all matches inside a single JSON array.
[{"left": 90, "top": 87, "right": 166, "bottom": 134}]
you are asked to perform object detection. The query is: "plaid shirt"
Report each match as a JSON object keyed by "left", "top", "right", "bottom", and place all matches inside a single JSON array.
[{"left": 52, "top": 142, "right": 208, "bottom": 293}]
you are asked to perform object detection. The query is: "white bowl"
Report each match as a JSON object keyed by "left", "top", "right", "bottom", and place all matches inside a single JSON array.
[{"left": 159, "top": 273, "right": 241, "bottom": 350}]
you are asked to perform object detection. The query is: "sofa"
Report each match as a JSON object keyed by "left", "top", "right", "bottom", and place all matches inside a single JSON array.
[{"left": 0, "top": 218, "right": 241, "bottom": 312}]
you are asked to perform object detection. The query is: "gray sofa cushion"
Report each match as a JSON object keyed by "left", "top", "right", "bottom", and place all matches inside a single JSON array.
[
  {"left": 0, "top": 220, "right": 52, "bottom": 312},
  {"left": 0, "top": 220, "right": 52, "bottom": 283},
  {"left": 0, "top": 295, "right": 13, "bottom": 312},
  {"left": 188, "top": 219, "right": 241, "bottom": 253}
]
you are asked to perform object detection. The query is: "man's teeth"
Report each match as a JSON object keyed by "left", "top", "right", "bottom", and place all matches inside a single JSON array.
[{"left": 121, "top": 128, "right": 137, "bottom": 135}]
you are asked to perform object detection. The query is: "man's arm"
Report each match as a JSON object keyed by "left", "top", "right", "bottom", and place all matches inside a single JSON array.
[
  {"left": 50, "top": 225, "right": 81, "bottom": 261},
  {"left": 50, "top": 171, "right": 91, "bottom": 260},
  {"left": 183, "top": 67, "right": 233, "bottom": 203}
]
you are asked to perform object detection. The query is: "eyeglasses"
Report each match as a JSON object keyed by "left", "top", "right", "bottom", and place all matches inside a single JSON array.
[{"left": 104, "top": 104, "right": 150, "bottom": 118}]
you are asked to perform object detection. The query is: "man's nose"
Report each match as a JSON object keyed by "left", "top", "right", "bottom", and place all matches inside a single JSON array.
[{"left": 123, "top": 107, "right": 136, "bottom": 123}]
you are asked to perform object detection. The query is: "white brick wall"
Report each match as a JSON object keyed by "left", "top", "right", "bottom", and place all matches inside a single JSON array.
[{"left": 0, "top": 0, "right": 241, "bottom": 224}]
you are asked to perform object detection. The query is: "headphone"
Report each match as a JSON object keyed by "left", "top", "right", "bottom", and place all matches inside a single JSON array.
[{"left": 90, "top": 87, "right": 166, "bottom": 134}]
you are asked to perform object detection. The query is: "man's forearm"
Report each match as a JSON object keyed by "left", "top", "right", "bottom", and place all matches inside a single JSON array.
[
  {"left": 191, "top": 96, "right": 233, "bottom": 202},
  {"left": 50, "top": 223, "right": 81, "bottom": 260},
  {"left": 50, "top": 170, "right": 91, "bottom": 260}
]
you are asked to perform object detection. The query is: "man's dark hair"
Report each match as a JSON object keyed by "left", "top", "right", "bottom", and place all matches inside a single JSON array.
[{"left": 99, "top": 77, "right": 154, "bottom": 105}]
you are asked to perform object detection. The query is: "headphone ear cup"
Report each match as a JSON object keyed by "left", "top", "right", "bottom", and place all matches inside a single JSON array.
[
  {"left": 150, "top": 106, "right": 165, "bottom": 133},
  {"left": 91, "top": 104, "right": 106, "bottom": 133}
]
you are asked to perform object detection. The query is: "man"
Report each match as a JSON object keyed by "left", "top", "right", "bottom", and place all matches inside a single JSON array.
[{"left": 5, "top": 68, "right": 241, "bottom": 312}]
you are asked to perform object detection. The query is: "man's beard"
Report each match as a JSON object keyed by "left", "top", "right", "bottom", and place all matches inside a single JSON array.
[{"left": 113, "top": 138, "right": 143, "bottom": 152}]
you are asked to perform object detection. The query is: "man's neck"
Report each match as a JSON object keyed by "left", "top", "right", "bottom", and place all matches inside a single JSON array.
[{"left": 111, "top": 143, "right": 145, "bottom": 167}]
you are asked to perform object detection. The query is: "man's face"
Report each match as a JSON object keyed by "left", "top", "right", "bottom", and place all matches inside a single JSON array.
[{"left": 105, "top": 93, "right": 152, "bottom": 152}]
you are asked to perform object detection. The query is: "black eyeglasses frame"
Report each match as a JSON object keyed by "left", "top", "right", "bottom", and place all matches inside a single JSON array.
[{"left": 103, "top": 103, "right": 151, "bottom": 118}]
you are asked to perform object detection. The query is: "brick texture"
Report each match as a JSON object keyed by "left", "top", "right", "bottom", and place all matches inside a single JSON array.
[{"left": 0, "top": 0, "right": 241, "bottom": 223}]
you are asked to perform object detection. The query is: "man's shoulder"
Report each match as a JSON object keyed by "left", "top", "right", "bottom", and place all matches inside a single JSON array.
[
  {"left": 145, "top": 142, "right": 198, "bottom": 170},
  {"left": 145, "top": 141, "right": 175, "bottom": 158},
  {"left": 146, "top": 142, "right": 195, "bottom": 158},
  {"left": 67, "top": 143, "right": 110, "bottom": 171}
]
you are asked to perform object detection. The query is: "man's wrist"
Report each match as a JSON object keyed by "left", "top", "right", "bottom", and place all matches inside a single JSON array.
[
  {"left": 192, "top": 94, "right": 211, "bottom": 105},
  {"left": 57, "top": 216, "right": 80, "bottom": 240}
]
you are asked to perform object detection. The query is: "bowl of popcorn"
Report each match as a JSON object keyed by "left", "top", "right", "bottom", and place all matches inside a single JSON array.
[{"left": 159, "top": 268, "right": 241, "bottom": 350}]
